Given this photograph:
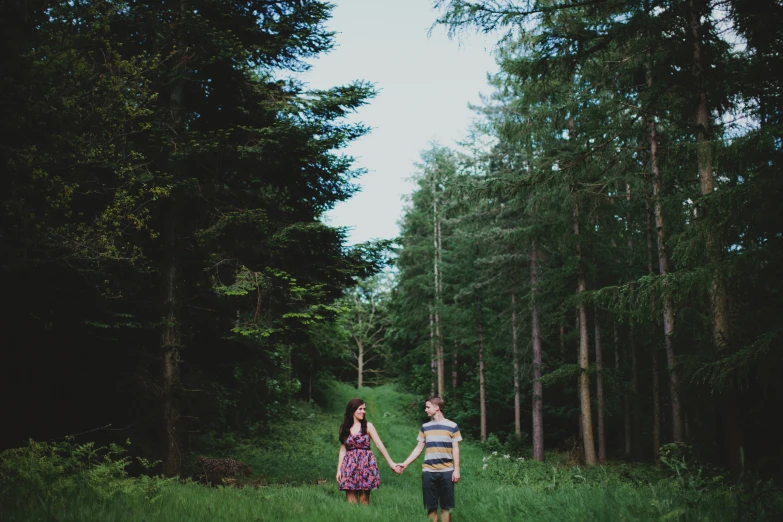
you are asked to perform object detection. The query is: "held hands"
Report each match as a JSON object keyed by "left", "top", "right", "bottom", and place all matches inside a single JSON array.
[{"left": 393, "top": 463, "right": 406, "bottom": 474}]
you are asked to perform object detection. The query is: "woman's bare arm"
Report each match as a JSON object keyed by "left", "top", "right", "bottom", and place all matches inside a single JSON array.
[{"left": 336, "top": 443, "right": 346, "bottom": 483}]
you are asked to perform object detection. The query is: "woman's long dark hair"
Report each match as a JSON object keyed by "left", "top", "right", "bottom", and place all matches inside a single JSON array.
[{"left": 339, "top": 398, "right": 367, "bottom": 444}]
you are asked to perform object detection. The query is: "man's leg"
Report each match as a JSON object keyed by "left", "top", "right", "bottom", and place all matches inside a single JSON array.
[
  {"left": 439, "top": 471, "right": 455, "bottom": 522},
  {"left": 423, "top": 473, "right": 439, "bottom": 520}
]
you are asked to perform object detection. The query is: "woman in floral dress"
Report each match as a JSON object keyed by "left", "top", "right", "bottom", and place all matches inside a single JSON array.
[{"left": 335, "top": 398, "right": 398, "bottom": 505}]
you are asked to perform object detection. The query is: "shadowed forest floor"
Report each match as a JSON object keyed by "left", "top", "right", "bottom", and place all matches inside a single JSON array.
[{"left": 1, "top": 383, "right": 781, "bottom": 521}]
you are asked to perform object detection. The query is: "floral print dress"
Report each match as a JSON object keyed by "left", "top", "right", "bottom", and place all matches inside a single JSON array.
[{"left": 339, "top": 432, "right": 381, "bottom": 491}]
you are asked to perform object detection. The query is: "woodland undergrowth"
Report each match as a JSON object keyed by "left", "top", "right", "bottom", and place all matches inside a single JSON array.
[{"left": 1, "top": 382, "right": 781, "bottom": 521}]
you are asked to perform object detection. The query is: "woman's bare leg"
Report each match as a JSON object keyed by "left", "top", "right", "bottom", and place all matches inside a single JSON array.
[
  {"left": 358, "top": 490, "right": 370, "bottom": 505},
  {"left": 346, "top": 491, "right": 358, "bottom": 504}
]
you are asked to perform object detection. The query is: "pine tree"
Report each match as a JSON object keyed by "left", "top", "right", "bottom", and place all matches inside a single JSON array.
[{"left": 1, "top": 0, "right": 379, "bottom": 470}]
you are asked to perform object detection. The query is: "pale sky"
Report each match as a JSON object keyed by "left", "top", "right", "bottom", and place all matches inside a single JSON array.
[{"left": 299, "top": 0, "right": 498, "bottom": 245}]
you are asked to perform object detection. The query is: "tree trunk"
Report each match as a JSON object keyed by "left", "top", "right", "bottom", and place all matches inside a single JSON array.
[
  {"left": 530, "top": 247, "right": 544, "bottom": 461},
  {"left": 452, "top": 343, "right": 458, "bottom": 389},
  {"left": 478, "top": 297, "right": 487, "bottom": 443},
  {"left": 569, "top": 117, "right": 597, "bottom": 465},
  {"left": 512, "top": 290, "right": 521, "bottom": 437},
  {"left": 630, "top": 322, "right": 642, "bottom": 461},
  {"left": 575, "top": 310, "right": 583, "bottom": 453},
  {"left": 625, "top": 182, "right": 641, "bottom": 460},
  {"left": 620, "top": 327, "right": 637, "bottom": 459},
  {"left": 620, "top": 340, "right": 632, "bottom": 459},
  {"left": 161, "top": 205, "right": 181, "bottom": 477},
  {"left": 595, "top": 316, "right": 606, "bottom": 462},
  {"left": 647, "top": 195, "right": 662, "bottom": 465},
  {"left": 435, "top": 309, "right": 445, "bottom": 396},
  {"left": 430, "top": 309, "right": 436, "bottom": 396},
  {"left": 160, "top": 2, "right": 186, "bottom": 475},
  {"left": 432, "top": 172, "right": 445, "bottom": 397},
  {"left": 648, "top": 73, "right": 683, "bottom": 442},
  {"left": 614, "top": 323, "right": 626, "bottom": 456},
  {"left": 435, "top": 317, "right": 443, "bottom": 395},
  {"left": 689, "top": 0, "right": 730, "bottom": 350},
  {"left": 357, "top": 339, "right": 364, "bottom": 389},
  {"left": 622, "top": 331, "right": 632, "bottom": 458},
  {"left": 652, "top": 343, "right": 662, "bottom": 465},
  {"left": 689, "top": 0, "right": 741, "bottom": 477},
  {"left": 574, "top": 201, "right": 597, "bottom": 466},
  {"left": 352, "top": 291, "right": 365, "bottom": 389}
]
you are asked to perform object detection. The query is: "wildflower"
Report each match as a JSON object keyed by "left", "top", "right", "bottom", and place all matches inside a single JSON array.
[
  {"left": 482, "top": 464, "right": 488, "bottom": 469},
  {"left": 503, "top": 454, "right": 510, "bottom": 459},
  {"left": 492, "top": 451, "right": 497, "bottom": 455}
]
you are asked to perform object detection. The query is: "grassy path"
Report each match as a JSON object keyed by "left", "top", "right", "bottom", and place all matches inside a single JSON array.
[{"left": 3, "top": 383, "right": 778, "bottom": 521}]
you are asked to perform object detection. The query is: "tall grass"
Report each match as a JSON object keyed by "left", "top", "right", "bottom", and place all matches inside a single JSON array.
[{"left": 2, "top": 382, "right": 781, "bottom": 521}]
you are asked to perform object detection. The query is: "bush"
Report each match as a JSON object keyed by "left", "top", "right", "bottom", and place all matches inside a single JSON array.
[
  {"left": 479, "top": 433, "right": 504, "bottom": 454},
  {"left": 478, "top": 451, "right": 669, "bottom": 493},
  {"left": 504, "top": 432, "right": 530, "bottom": 457},
  {"left": 475, "top": 445, "right": 783, "bottom": 520},
  {"left": 0, "top": 438, "right": 170, "bottom": 514}
]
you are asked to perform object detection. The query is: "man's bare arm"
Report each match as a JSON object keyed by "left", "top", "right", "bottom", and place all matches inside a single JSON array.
[
  {"left": 399, "top": 441, "right": 426, "bottom": 471},
  {"left": 452, "top": 442, "right": 460, "bottom": 482}
]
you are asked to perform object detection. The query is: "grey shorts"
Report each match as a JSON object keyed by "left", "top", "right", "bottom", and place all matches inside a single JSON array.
[{"left": 422, "top": 470, "right": 455, "bottom": 510}]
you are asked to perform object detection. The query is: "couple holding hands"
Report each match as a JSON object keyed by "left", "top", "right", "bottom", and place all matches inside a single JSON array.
[{"left": 336, "top": 396, "right": 462, "bottom": 522}]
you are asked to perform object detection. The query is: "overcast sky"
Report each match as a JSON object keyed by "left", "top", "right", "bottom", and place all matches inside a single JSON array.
[{"left": 298, "top": 0, "right": 498, "bottom": 245}]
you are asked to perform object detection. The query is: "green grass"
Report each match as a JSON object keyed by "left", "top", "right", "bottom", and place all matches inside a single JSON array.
[{"left": 2, "top": 383, "right": 781, "bottom": 521}]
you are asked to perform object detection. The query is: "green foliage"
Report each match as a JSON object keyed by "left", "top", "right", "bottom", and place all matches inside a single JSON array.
[
  {"left": 3, "top": 384, "right": 781, "bottom": 521},
  {"left": 0, "top": 438, "right": 172, "bottom": 514},
  {"left": 1, "top": 0, "right": 385, "bottom": 466},
  {"left": 657, "top": 442, "right": 726, "bottom": 512},
  {"left": 479, "top": 451, "right": 629, "bottom": 491},
  {"left": 335, "top": 274, "right": 393, "bottom": 387},
  {"left": 384, "top": 0, "right": 783, "bottom": 479},
  {"left": 479, "top": 431, "right": 529, "bottom": 457},
  {"left": 477, "top": 449, "right": 783, "bottom": 520}
]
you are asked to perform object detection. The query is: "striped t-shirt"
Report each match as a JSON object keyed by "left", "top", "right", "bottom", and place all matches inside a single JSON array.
[{"left": 417, "top": 419, "right": 462, "bottom": 472}]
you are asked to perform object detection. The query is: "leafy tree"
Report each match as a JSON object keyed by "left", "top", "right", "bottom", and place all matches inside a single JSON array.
[
  {"left": 339, "top": 275, "right": 392, "bottom": 388},
  {"left": 0, "top": 0, "right": 381, "bottom": 476},
  {"left": 385, "top": 0, "right": 783, "bottom": 476}
]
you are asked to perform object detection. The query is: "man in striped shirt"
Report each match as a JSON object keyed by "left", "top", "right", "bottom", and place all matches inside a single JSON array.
[{"left": 397, "top": 396, "right": 462, "bottom": 522}]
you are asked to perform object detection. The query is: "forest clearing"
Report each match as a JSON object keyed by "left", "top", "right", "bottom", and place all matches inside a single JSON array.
[{"left": 4, "top": 383, "right": 780, "bottom": 521}]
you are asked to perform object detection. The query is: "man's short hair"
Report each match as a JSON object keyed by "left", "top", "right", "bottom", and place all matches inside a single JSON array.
[{"left": 426, "top": 396, "right": 445, "bottom": 413}]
